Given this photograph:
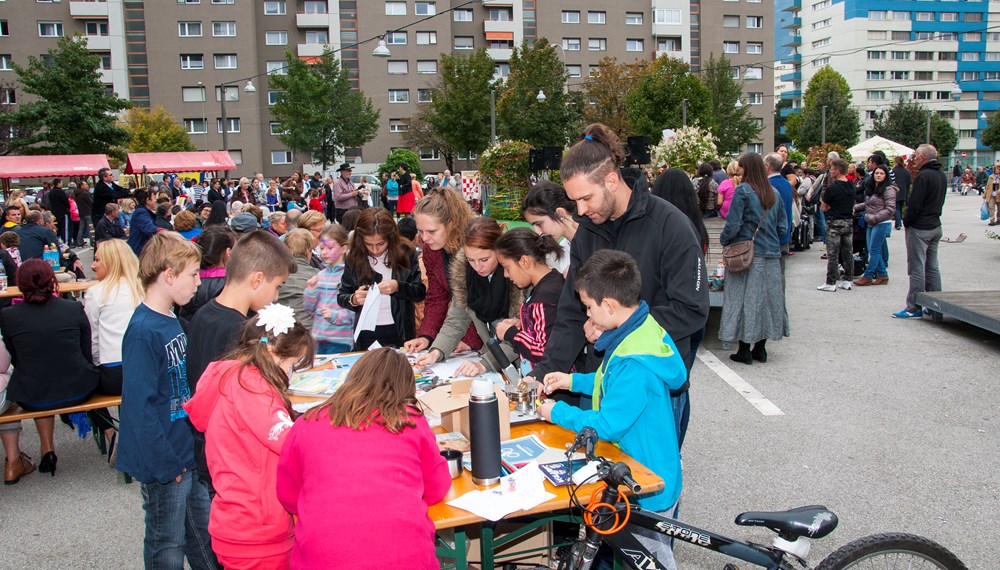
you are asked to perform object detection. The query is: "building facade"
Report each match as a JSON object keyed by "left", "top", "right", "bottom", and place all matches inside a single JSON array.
[{"left": 1, "top": 0, "right": 774, "bottom": 177}]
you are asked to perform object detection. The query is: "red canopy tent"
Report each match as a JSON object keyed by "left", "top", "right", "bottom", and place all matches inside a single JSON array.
[
  {"left": 0, "top": 154, "right": 111, "bottom": 198},
  {"left": 124, "top": 151, "right": 236, "bottom": 174}
]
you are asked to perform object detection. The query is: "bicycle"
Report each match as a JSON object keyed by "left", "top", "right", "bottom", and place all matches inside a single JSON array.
[{"left": 556, "top": 428, "right": 969, "bottom": 570}]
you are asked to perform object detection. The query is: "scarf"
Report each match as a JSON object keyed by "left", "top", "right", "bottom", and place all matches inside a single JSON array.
[
  {"left": 595, "top": 301, "right": 650, "bottom": 356},
  {"left": 465, "top": 262, "right": 509, "bottom": 324}
]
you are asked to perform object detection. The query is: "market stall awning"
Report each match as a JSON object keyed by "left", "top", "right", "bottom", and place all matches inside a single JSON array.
[
  {"left": 846, "top": 136, "right": 915, "bottom": 161},
  {"left": 124, "top": 151, "right": 236, "bottom": 174},
  {"left": 0, "top": 154, "right": 111, "bottom": 179}
]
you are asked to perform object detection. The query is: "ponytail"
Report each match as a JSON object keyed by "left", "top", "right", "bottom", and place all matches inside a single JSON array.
[
  {"left": 561, "top": 123, "right": 627, "bottom": 185},
  {"left": 495, "top": 227, "right": 562, "bottom": 264}
]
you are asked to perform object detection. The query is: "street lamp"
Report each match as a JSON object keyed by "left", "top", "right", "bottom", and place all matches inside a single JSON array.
[
  {"left": 218, "top": 79, "right": 257, "bottom": 176},
  {"left": 682, "top": 98, "right": 688, "bottom": 128},
  {"left": 490, "top": 89, "right": 496, "bottom": 144},
  {"left": 950, "top": 82, "right": 962, "bottom": 100},
  {"left": 372, "top": 38, "right": 391, "bottom": 58},
  {"left": 734, "top": 98, "right": 743, "bottom": 109},
  {"left": 536, "top": 90, "right": 546, "bottom": 103},
  {"left": 821, "top": 105, "right": 827, "bottom": 144}
]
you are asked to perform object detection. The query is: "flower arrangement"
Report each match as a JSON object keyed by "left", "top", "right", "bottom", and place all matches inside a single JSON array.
[
  {"left": 479, "top": 140, "right": 532, "bottom": 221},
  {"left": 651, "top": 126, "right": 718, "bottom": 175}
]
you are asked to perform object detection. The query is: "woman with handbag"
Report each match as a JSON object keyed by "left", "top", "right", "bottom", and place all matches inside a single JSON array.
[{"left": 718, "top": 153, "right": 789, "bottom": 365}]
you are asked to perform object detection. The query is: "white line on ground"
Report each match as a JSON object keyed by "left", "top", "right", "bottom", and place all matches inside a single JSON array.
[{"left": 697, "top": 349, "right": 784, "bottom": 416}]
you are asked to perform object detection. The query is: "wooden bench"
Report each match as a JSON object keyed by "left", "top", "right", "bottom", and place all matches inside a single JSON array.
[{"left": 705, "top": 217, "right": 726, "bottom": 308}]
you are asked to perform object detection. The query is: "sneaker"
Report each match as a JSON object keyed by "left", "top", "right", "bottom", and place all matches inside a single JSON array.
[
  {"left": 817, "top": 283, "right": 837, "bottom": 292},
  {"left": 892, "top": 308, "right": 922, "bottom": 319},
  {"left": 838, "top": 281, "right": 852, "bottom": 290}
]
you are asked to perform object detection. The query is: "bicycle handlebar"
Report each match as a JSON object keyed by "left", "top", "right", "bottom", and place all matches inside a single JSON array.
[{"left": 570, "top": 428, "right": 643, "bottom": 494}]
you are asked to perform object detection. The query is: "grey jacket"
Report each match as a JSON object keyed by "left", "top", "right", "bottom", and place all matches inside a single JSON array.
[
  {"left": 864, "top": 184, "right": 897, "bottom": 226},
  {"left": 277, "top": 256, "right": 319, "bottom": 330}
]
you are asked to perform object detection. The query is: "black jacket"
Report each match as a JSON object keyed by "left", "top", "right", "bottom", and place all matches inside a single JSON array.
[
  {"left": 891, "top": 166, "right": 912, "bottom": 203},
  {"left": 16, "top": 223, "right": 60, "bottom": 261},
  {"left": 92, "top": 181, "right": 130, "bottom": 223},
  {"left": 48, "top": 187, "right": 70, "bottom": 219},
  {"left": 337, "top": 251, "right": 426, "bottom": 344},
  {"left": 399, "top": 171, "right": 413, "bottom": 195},
  {"left": 904, "top": 160, "right": 947, "bottom": 230},
  {"left": 95, "top": 215, "right": 127, "bottom": 242},
  {"left": 530, "top": 174, "right": 709, "bottom": 380}
]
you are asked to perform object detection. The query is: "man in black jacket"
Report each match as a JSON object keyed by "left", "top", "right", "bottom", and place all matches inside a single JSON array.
[
  {"left": 894, "top": 144, "right": 946, "bottom": 319},
  {"left": 891, "top": 156, "right": 911, "bottom": 230},
  {"left": 93, "top": 168, "right": 130, "bottom": 229},
  {"left": 47, "top": 178, "right": 71, "bottom": 243},
  {"left": 15, "top": 210, "right": 60, "bottom": 261},
  {"left": 95, "top": 203, "right": 126, "bottom": 243}
]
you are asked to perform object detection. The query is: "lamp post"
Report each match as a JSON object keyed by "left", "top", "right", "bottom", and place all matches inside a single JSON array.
[
  {"left": 682, "top": 98, "right": 688, "bottom": 128},
  {"left": 217, "top": 79, "right": 256, "bottom": 176},
  {"left": 490, "top": 89, "right": 496, "bottom": 145},
  {"left": 821, "top": 105, "right": 827, "bottom": 144}
]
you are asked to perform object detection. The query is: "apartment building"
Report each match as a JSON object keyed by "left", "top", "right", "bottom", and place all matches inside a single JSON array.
[
  {"left": 1, "top": 0, "right": 773, "bottom": 177},
  {"left": 779, "top": 0, "right": 1000, "bottom": 166}
]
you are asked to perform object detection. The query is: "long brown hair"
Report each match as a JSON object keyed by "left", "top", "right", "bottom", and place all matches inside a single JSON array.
[
  {"left": 413, "top": 186, "right": 474, "bottom": 254},
  {"left": 219, "top": 317, "right": 317, "bottom": 415},
  {"left": 737, "top": 152, "right": 776, "bottom": 210},
  {"left": 344, "top": 208, "right": 412, "bottom": 284},
  {"left": 307, "top": 348, "right": 420, "bottom": 434},
  {"left": 560, "top": 123, "right": 627, "bottom": 185}
]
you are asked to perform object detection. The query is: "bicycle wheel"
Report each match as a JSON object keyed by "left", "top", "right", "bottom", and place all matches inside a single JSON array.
[{"left": 815, "top": 533, "right": 968, "bottom": 570}]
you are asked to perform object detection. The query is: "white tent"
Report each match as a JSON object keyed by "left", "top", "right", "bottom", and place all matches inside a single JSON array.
[{"left": 846, "top": 136, "right": 915, "bottom": 161}]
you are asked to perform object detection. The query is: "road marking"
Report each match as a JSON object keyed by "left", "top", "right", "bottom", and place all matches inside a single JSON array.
[{"left": 697, "top": 349, "right": 784, "bottom": 416}]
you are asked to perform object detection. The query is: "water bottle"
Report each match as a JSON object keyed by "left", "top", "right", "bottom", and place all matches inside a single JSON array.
[
  {"left": 468, "top": 378, "right": 502, "bottom": 487},
  {"left": 0, "top": 263, "right": 6, "bottom": 294}
]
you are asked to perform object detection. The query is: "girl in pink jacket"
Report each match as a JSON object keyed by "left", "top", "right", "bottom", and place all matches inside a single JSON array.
[
  {"left": 276, "top": 348, "right": 452, "bottom": 569},
  {"left": 184, "top": 304, "right": 316, "bottom": 570}
]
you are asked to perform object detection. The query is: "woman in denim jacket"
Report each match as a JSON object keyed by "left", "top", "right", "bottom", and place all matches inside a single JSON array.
[{"left": 718, "top": 153, "right": 789, "bottom": 365}]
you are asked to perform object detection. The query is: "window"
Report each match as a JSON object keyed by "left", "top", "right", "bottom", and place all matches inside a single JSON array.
[
  {"left": 267, "top": 61, "right": 287, "bottom": 75},
  {"left": 303, "top": 1, "right": 327, "bottom": 14},
  {"left": 415, "top": 2, "right": 435, "bottom": 15},
  {"left": 914, "top": 71, "right": 934, "bottom": 80},
  {"left": 85, "top": 21, "right": 109, "bottom": 36},
  {"left": 385, "top": 1, "right": 405, "bottom": 15},
  {"left": 746, "top": 16, "right": 763, "bottom": 28},
  {"left": 0, "top": 55, "right": 12, "bottom": 71},
  {"left": 658, "top": 37, "right": 681, "bottom": 51},
  {"left": 812, "top": 18, "right": 830, "bottom": 30},
  {"left": 177, "top": 0, "right": 201, "bottom": 4},
  {"left": 271, "top": 151, "right": 292, "bottom": 165},
  {"left": 488, "top": 8, "right": 511, "bottom": 21},
  {"left": 566, "top": 64, "right": 582, "bottom": 78},
  {"left": 388, "top": 89, "right": 409, "bottom": 103},
  {"left": 867, "top": 71, "right": 885, "bottom": 80},
  {"left": 389, "top": 120, "right": 409, "bottom": 133},
  {"left": 749, "top": 92, "right": 763, "bottom": 105},
  {"left": 891, "top": 51, "right": 910, "bottom": 60},
  {"left": 416, "top": 31, "right": 437, "bottom": 45},
  {"left": 914, "top": 51, "right": 934, "bottom": 61},
  {"left": 966, "top": 32, "right": 982, "bottom": 42},
  {"left": 723, "top": 41, "right": 739, "bottom": 54},
  {"left": 913, "top": 91, "right": 931, "bottom": 100},
  {"left": 961, "top": 71, "right": 979, "bottom": 81},
  {"left": 868, "top": 10, "right": 886, "bottom": 20},
  {"left": 867, "top": 91, "right": 885, "bottom": 100},
  {"left": 269, "top": 122, "right": 285, "bottom": 136},
  {"left": 588, "top": 38, "right": 606, "bottom": 51},
  {"left": 723, "top": 15, "right": 740, "bottom": 27},
  {"left": 914, "top": 32, "right": 933, "bottom": 40},
  {"left": 588, "top": 11, "right": 606, "bottom": 25},
  {"left": 747, "top": 143, "right": 763, "bottom": 154},
  {"left": 417, "top": 60, "right": 437, "bottom": 74},
  {"left": 38, "top": 22, "right": 63, "bottom": 37},
  {"left": 417, "top": 88, "right": 432, "bottom": 103},
  {"left": 891, "top": 31, "right": 909, "bottom": 40},
  {"left": 184, "top": 118, "right": 207, "bottom": 134},
  {"left": 936, "top": 92, "right": 951, "bottom": 100},
  {"left": 562, "top": 11, "right": 580, "bottom": 24},
  {"left": 988, "top": 32, "right": 1000, "bottom": 42},
  {"left": 562, "top": 38, "right": 581, "bottom": 51},
  {"left": 747, "top": 42, "right": 763, "bottom": 55},
  {"left": 419, "top": 148, "right": 440, "bottom": 160},
  {"left": 626, "top": 13, "right": 643, "bottom": 25},
  {"left": 453, "top": 9, "right": 472, "bottom": 22},
  {"left": 214, "top": 54, "right": 237, "bottom": 69},
  {"left": 457, "top": 151, "right": 479, "bottom": 161},
  {"left": 966, "top": 12, "right": 983, "bottom": 22},
  {"left": 1, "top": 88, "right": 14, "bottom": 105},
  {"left": 959, "top": 129, "right": 977, "bottom": 139},
  {"left": 938, "top": 52, "right": 957, "bottom": 61},
  {"left": 230, "top": 150, "right": 243, "bottom": 165},
  {"left": 305, "top": 30, "right": 328, "bottom": 44},
  {"left": 0, "top": 21, "right": 6, "bottom": 37},
  {"left": 868, "top": 31, "right": 886, "bottom": 41},
  {"left": 180, "top": 54, "right": 204, "bottom": 69},
  {"left": 753, "top": 118, "right": 764, "bottom": 129},
  {"left": 386, "top": 32, "right": 407, "bottom": 45},
  {"left": 915, "top": 12, "right": 933, "bottom": 21},
  {"left": 812, "top": 38, "right": 831, "bottom": 49},
  {"left": 891, "top": 11, "right": 909, "bottom": 21},
  {"left": 961, "top": 52, "right": 979, "bottom": 62},
  {"left": 744, "top": 67, "right": 762, "bottom": 80},
  {"left": 212, "top": 21, "right": 236, "bottom": 37},
  {"left": 654, "top": 9, "right": 681, "bottom": 25},
  {"left": 387, "top": 60, "right": 408, "bottom": 74},
  {"left": 890, "top": 71, "right": 909, "bottom": 80},
  {"left": 212, "top": 0, "right": 235, "bottom": 4},
  {"left": 263, "top": 1, "right": 286, "bottom": 15},
  {"left": 268, "top": 91, "right": 282, "bottom": 105},
  {"left": 812, "top": 0, "right": 830, "bottom": 9},
  {"left": 265, "top": 31, "right": 287, "bottom": 45},
  {"left": 494, "top": 63, "right": 510, "bottom": 77},
  {"left": 986, "top": 72, "right": 1000, "bottom": 80},
  {"left": 97, "top": 53, "right": 112, "bottom": 70},
  {"left": 216, "top": 118, "right": 240, "bottom": 133},
  {"left": 986, "top": 52, "right": 1000, "bottom": 61},
  {"left": 182, "top": 86, "right": 206, "bottom": 102},
  {"left": 867, "top": 51, "right": 886, "bottom": 60},
  {"left": 454, "top": 36, "right": 473, "bottom": 50},
  {"left": 939, "top": 32, "right": 957, "bottom": 41},
  {"left": 865, "top": 110, "right": 879, "bottom": 120},
  {"left": 813, "top": 57, "right": 830, "bottom": 67},
  {"left": 939, "top": 12, "right": 958, "bottom": 22},
  {"left": 623, "top": 39, "right": 643, "bottom": 52}
]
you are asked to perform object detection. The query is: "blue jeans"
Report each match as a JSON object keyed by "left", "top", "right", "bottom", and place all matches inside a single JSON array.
[
  {"left": 141, "top": 470, "right": 217, "bottom": 570},
  {"left": 864, "top": 223, "right": 891, "bottom": 279},
  {"left": 813, "top": 209, "right": 826, "bottom": 243},
  {"left": 317, "top": 341, "right": 352, "bottom": 355}
]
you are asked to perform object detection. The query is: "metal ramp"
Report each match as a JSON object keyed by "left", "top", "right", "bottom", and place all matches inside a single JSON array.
[{"left": 915, "top": 291, "right": 1000, "bottom": 335}]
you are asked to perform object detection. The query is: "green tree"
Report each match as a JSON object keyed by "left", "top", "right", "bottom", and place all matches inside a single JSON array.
[
  {"left": 625, "top": 55, "right": 711, "bottom": 142},
  {"left": 872, "top": 99, "right": 957, "bottom": 158},
  {"left": 376, "top": 148, "right": 422, "bottom": 181},
  {"left": 427, "top": 49, "right": 495, "bottom": 162},
  {"left": 794, "top": 66, "right": 860, "bottom": 149},
  {"left": 8, "top": 35, "right": 130, "bottom": 158},
  {"left": 583, "top": 57, "right": 648, "bottom": 139},
  {"left": 774, "top": 99, "right": 794, "bottom": 147},
  {"left": 979, "top": 112, "right": 1000, "bottom": 152},
  {"left": 701, "top": 54, "right": 761, "bottom": 155},
  {"left": 403, "top": 114, "right": 456, "bottom": 172},
  {"left": 269, "top": 49, "right": 379, "bottom": 170},
  {"left": 119, "top": 106, "right": 195, "bottom": 153},
  {"left": 496, "top": 38, "right": 580, "bottom": 147}
]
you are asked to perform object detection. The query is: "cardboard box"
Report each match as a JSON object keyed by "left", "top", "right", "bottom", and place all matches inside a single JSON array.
[{"left": 419, "top": 379, "right": 511, "bottom": 441}]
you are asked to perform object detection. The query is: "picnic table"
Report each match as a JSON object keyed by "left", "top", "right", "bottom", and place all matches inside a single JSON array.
[{"left": 0, "top": 279, "right": 97, "bottom": 299}]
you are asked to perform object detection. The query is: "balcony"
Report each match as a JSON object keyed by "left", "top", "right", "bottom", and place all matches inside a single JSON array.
[
  {"left": 783, "top": 0, "right": 802, "bottom": 12},
  {"left": 781, "top": 52, "right": 802, "bottom": 64},
  {"left": 85, "top": 35, "right": 111, "bottom": 51},
  {"left": 297, "top": 43, "right": 327, "bottom": 58},
  {"left": 69, "top": 1, "right": 109, "bottom": 19},
  {"left": 781, "top": 90, "right": 802, "bottom": 100},
  {"left": 484, "top": 19, "right": 519, "bottom": 36},
  {"left": 656, "top": 48, "right": 684, "bottom": 59},
  {"left": 98, "top": 69, "right": 113, "bottom": 84},
  {"left": 486, "top": 48, "right": 513, "bottom": 61},
  {"left": 779, "top": 106, "right": 799, "bottom": 117},
  {"left": 781, "top": 70, "right": 801, "bottom": 82},
  {"left": 296, "top": 12, "right": 331, "bottom": 28},
  {"left": 783, "top": 17, "right": 801, "bottom": 29},
  {"left": 788, "top": 35, "right": 802, "bottom": 47}
]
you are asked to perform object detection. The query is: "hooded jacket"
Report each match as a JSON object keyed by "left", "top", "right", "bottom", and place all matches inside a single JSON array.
[
  {"left": 531, "top": 174, "right": 709, "bottom": 379},
  {"left": 183, "top": 360, "right": 295, "bottom": 559},
  {"left": 904, "top": 159, "right": 947, "bottom": 230}
]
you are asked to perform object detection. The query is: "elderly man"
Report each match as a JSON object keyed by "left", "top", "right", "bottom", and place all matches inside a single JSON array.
[
  {"left": 765, "top": 152, "right": 795, "bottom": 275},
  {"left": 95, "top": 203, "right": 126, "bottom": 243},
  {"left": 332, "top": 163, "right": 361, "bottom": 224}
]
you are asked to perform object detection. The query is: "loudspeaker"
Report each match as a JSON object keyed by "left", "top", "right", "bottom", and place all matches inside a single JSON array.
[
  {"left": 543, "top": 146, "right": 563, "bottom": 171},
  {"left": 529, "top": 148, "right": 545, "bottom": 171},
  {"left": 627, "top": 136, "right": 651, "bottom": 165}
]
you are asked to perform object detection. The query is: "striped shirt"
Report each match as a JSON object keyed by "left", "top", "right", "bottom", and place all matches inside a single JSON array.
[{"left": 304, "top": 263, "right": 355, "bottom": 346}]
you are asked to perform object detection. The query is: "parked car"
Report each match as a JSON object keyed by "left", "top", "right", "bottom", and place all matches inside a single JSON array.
[
  {"left": 350, "top": 174, "right": 382, "bottom": 207},
  {"left": 21, "top": 187, "right": 42, "bottom": 205}
]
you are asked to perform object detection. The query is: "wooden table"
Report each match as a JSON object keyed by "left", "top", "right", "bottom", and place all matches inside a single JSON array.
[{"left": 0, "top": 279, "right": 96, "bottom": 298}]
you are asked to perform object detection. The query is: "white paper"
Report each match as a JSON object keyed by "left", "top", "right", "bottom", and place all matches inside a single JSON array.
[
  {"left": 353, "top": 285, "right": 383, "bottom": 341},
  {"left": 426, "top": 353, "right": 479, "bottom": 379},
  {"left": 291, "top": 399, "right": 325, "bottom": 414},
  {"left": 368, "top": 340, "right": 383, "bottom": 350},
  {"left": 446, "top": 461, "right": 556, "bottom": 521}
]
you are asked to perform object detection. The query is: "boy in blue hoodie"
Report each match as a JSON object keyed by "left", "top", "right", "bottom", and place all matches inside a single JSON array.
[{"left": 538, "top": 250, "right": 685, "bottom": 565}]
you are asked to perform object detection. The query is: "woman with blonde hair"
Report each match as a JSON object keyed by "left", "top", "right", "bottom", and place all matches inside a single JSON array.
[
  {"left": 717, "top": 160, "right": 741, "bottom": 219},
  {"left": 231, "top": 176, "right": 253, "bottom": 206},
  {"left": 5, "top": 190, "right": 28, "bottom": 221},
  {"left": 84, "top": 238, "right": 145, "bottom": 455}
]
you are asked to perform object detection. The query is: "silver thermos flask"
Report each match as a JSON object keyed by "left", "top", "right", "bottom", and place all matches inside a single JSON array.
[{"left": 469, "top": 378, "right": 502, "bottom": 486}]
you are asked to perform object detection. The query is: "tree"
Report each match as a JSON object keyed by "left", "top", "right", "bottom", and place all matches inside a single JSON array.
[
  {"left": 403, "top": 115, "right": 456, "bottom": 172},
  {"left": 625, "top": 55, "right": 712, "bottom": 143},
  {"left": 872, "top": 99, "right": 957, "bottom": 158},
  {"left": 376, "top": 148, "right": 422, "bottom": 181},
  {"left": 427, "top": 49, "right": 495, "bottom": 163},
  {"left": 700, "top": 54, "right": 761, "bottom": 155},
  {"left": 268, "top": 49, "right": 379, "bottom": 170},
  {"left": 793, "top": 66, "right": 860, "bottom": 149},
  {"left": 979, "top": 112, "right": 1000, "bottom": 152},
  {"left": 774, "top": 99, "right": 794, "bottom": 147},
  {"left": 583, "top": 57, "right": 647, "bottom": 139},
  {"left": 8, "top": 35, "right": 130, "bottom": 158},
  {"left": 496, "top": 38, "right": 580, "bottom": 147},
  {"left": 119, "top": 106, "right": 195, "bottom": 154}
]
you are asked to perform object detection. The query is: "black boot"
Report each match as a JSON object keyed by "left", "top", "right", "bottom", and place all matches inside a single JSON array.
[
  {"left": 751, "top": 340, "right": 767, "bottom": 363},
  {"left": 729, "top": 342, "right": 752, "bottom": 365}
]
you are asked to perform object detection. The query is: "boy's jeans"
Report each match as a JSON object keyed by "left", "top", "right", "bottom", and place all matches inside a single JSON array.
[{"left": 141, "top": 469, "right": 218, "bottom": 570}]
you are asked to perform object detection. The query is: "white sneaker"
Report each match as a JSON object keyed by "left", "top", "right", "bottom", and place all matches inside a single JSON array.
[
  {"left": 838, "top": 281, "right": 852, "bottom": 290},
  {"left": 817, "top": 283, "right": 837, "bottom": 292}
]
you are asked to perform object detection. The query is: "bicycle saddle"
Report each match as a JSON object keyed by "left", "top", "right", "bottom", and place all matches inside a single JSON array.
[{"left": 734, "top": 505, "right": 838, "bottom": 539}]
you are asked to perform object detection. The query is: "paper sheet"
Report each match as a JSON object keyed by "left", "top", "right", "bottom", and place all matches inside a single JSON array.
[
  {"left": 445, "top": 461, "right": 556, "bottom": 521},
  {"left": 291, "top": 399, "right": 324, "bottom": 414},
  {"left": 353, "top": 284, "right": 383, "bottom": 341},
  {"left": 424, "top": 353, "right": 479, "bottom": 379},
  {"left": 368, "top": 340, "right": 382, "bottom": 350}
]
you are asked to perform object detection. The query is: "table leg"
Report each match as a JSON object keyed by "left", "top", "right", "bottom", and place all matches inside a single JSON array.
[{"left": 480, "top": 523, "right": 496, "bottom": 570}]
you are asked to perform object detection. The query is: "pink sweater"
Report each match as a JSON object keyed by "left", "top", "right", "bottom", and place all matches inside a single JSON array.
[{"left": 276, "top": 407, "right": 451, "bottom": 570}]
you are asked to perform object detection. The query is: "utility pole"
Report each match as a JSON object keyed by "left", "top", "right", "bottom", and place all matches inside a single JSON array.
[{"left": 821, "top": 105, "right": 827, "bottom": 144}]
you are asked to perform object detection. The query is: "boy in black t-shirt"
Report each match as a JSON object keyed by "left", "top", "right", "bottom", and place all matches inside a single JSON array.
[{"left": 818, "top": 158, "right": 857, "bottom": 292}]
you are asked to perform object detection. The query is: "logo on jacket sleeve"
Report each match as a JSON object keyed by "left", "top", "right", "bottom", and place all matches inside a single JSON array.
[{"left": 268, "top": 411, "right": 294, "bottom": 441}]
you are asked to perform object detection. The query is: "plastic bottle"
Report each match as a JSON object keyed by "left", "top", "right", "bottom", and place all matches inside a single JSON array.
[
  {"left": 0, "top": 262, "right": 6, "bottom": 294},
  {"left": 716, "top": 261, "right": 726, "bottom": 279},
  {"left": 49, "top": 243, "right": 60, "bottom": 270},
  {"left": 468, "top": 378, "right": 502, "bottom": 487}
]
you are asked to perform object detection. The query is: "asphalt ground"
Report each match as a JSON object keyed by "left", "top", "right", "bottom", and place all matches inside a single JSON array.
[{"left": 1, "top": 192, "right": 996, "bottom": 569}]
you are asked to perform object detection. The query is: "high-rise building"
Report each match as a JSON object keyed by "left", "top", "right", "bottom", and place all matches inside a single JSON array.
[
  {"left": 777, "top": 0, "right": 999, "bottom": 166},
  {"left": 0, "top": 0, "right": 774, "bottom": 177}
]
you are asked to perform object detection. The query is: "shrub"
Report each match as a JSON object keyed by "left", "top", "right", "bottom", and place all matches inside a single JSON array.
[{"left": 479, "top": 140, "right": 532, "bottom": 221}]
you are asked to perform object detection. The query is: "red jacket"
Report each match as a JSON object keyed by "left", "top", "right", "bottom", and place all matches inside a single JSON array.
[
  {"left": 418, "top": 247, "right": 482, "bottom": 350},
  {"left": 183, "top": 360, "right": 295, "bottom": 559},
  {"left": 276, "top": 407, "right": 451, "bottom": 569}
]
